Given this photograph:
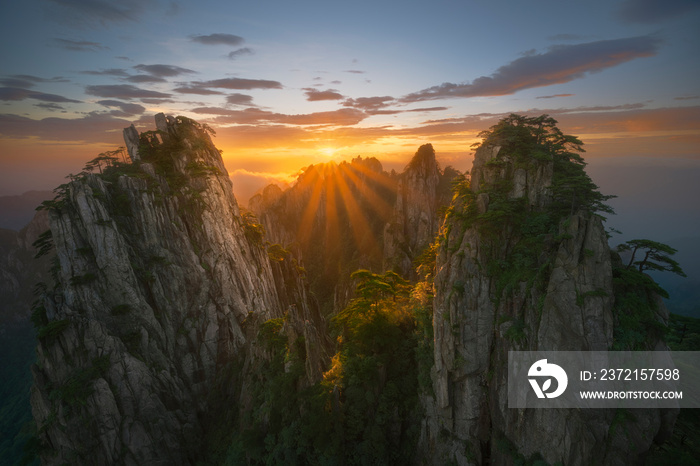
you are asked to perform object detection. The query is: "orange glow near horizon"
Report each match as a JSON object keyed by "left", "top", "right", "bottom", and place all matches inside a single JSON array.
[
  {"left": 288, "top": 160, "right": 390, "bottom": 263},
  {"left": 3, "top": 104, "right": 698, "bottom": 201},
  {"left": 318, "top": 147, "right": 339, "bottom": 158}
]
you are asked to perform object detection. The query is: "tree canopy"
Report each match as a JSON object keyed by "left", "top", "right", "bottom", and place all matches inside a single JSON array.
[
  {"left": 617, "top": 239, "right": 687, "bottom": 277},
  {"left": 476, "top": 114, "right": 615, "bottom": 217}
]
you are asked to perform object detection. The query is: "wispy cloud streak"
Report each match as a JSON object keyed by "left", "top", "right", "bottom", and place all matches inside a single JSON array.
[{"left": 401, "top": 36, "right": 662, "bottom": 102}]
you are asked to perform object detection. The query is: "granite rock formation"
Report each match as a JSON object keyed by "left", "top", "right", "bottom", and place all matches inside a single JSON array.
[
  {"left": 421, "top": 137, "right": 675, "bottom": 465},
  {"left": 383, "top": 143, "right": 453, "bottom": 278},
  {"left": 30, "top": 115, "right": 330, "bottom": 465}
]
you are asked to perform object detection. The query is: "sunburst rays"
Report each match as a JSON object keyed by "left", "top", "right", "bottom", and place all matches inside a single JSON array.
[{"left": 292, "top": 158, "right": 396, "bottom": 263}]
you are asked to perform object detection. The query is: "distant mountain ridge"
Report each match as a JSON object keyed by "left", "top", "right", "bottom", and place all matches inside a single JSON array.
[{"left": 249, "top": 145, "right": 459, "bottom": 313}]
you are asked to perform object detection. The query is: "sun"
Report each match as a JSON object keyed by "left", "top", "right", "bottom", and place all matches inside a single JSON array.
[{"left": 319, "top": 147, "right": 337, "bottom": 158}]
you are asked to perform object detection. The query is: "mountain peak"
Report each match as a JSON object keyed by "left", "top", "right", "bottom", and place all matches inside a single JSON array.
[{"left": 406, "top": 143, "right": 438, "bottom": 174}]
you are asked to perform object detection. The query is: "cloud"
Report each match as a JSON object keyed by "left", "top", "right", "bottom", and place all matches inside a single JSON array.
[
  {"left": 140, "top": 97, "right": 174, "bottom": 105},
  {"left": 675, "top": 95, "right": 700, "bottom": 101},
  {"left": 192, "top": 107, "right": 367, "bottom": 126},
  {"left": 125, "top": 75, "right": 167, "bottom": 83},
  {"left": 410, "top": 105, "right": 700, "bottom": 141},
  {"left": 0, "top": 75, "right": 68, "bottom": 88},
  {"left": 121, "top": 64, "right": 196, "bottom": 84},
  {"left": 226, "top": 93, "right": 255, "bottom": 106},
  {"left": 85, "top": 84, "right": 171, "bottom": 99},
  {"left": 406, "top": 107, "right": 449, "bottom": 113},
  {"left": 133, "top": 64, "right": 196, "bottom": 77},
  {"left": 345, "top": 70, "right": 366, "bottom": 74},
  {"left": 616, "top": 0, "right": 700, "bottom": 24},
  {"left": 0, "top": 113, "right": 131, "bottom": 143},
  {"left": 215, "top": 124, "right": 309, "bottom": 149},
  {"left": 228, "top": 48, "right": 254, "bottom": 59},
  {"left": 96, "top": 99, "right": 146, "bottom": 115},
  {"left": 186, "top": 78, "right": 283, "bottom": 91},
  {"left": 342, "top": 96, "right": 396, "bottom": 113},
  {"left": 172, "top": 86, "right": 224, "bottom": 96},
  {"left": 532, "top": 103, "right": 647, "bottom": 114},
  {"left": 80, "top": 68, "right": 129, "bottom": 77},
  {"left": 547, "top": 34, "right": 592, "bottom": 42},
  {"left": 0, "top": 87, "right": 81, "bottom": 103},
  {"left": 537, "top": 94, "right": 575, "bottom": 99},
  {"left": 191, "top": 107, "right": 242, "bottom": 116},
  {"left": 190, "top": 33, "right": 245, "bottom": 46},
  {"left": 259, "top": 108, "right": 366, "bottom": 126},
  {"left": 35, "top": 103, "right": 66, "bottom": 112},
  {"left": 304, "top": 88, "right": 344, "bottom": 101},
  {"left": 401, "top": 35, "right": 662, "bottom": 102},
  {"left": 52, "top": 38, "right": 109, "bottom": 51},
  {"left": 552, "top": 105, "right": 700, "bottom": 134}
]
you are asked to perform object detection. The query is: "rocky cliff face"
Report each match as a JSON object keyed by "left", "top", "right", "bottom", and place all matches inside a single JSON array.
[
  {"left": 29, "top": 113, "right": 677, "bottom": 465},
  {"left": 30, "top": 115, "right": 330, "bottom": 465},
  {"left": 383, "top": 144, "right": 454, "bottom": 278},
  {"left": 422, "top": 134, "right": 675, "bottom": 464}
]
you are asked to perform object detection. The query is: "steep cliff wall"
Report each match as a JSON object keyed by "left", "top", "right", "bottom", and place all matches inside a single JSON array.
[
  {"left": 422, "top": 116, "right": 675, "bottom": 465},
  {"left": 30, "top": 115, "right": 330, "bottom": 465},
  {"left": 383, "top": 144, "right": 456, "bottom": 278}
]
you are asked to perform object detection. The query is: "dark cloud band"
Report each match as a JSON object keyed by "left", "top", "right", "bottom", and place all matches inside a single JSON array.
[
  {"left": 401, "top": 35, "right": 662, "bottom": 102},
  {"left": 187, "top": 78, "right": 283, "bottom": 91},
  {"left": 191, "top": 33, "right": 245, "bottom": 46},
  {"left": 85, "top": 84, "right": 171, "bottom": 99},
  {"left": 0, "top": 87, "right": 81, "bottom": 103}
]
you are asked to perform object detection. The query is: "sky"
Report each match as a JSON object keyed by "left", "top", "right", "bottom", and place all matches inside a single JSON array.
[{"left": 0, "top": 0, "right": 699, "bottom": 243}]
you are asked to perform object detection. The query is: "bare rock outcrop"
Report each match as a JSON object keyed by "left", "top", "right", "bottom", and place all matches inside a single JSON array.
[
  {"left": 383, "top": 144, "right": 443, "bottom": 278},
  {"left": 30, "top": 115, "right": 330, "bottom": 465},
  {"left": 422, "top": 139, "right": 675, "bottom": 465}
]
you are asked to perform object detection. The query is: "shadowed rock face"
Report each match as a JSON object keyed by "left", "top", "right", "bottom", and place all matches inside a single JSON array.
[
  {"left": 30, "top": 114, "right": 330, "bottom": 465},
  {"left": 421, "top": 143, "right": 675, "bottom": 465},
  {"left": 383, "top": 143, "right": 443, "bottom": 279}
]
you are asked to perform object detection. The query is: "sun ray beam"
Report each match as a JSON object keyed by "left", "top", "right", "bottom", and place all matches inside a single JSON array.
[{"left": 334, "top": 168, "right": 381, "bottom": 259}]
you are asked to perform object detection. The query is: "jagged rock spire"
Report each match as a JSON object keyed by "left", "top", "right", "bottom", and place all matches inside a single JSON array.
[{"left": 122, "top": 124, "right": 140, "bottom": 162}]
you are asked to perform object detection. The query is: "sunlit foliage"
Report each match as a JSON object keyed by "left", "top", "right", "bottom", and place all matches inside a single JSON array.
[{"left": 225, "top": 270, "right": 434, "bottom": 465}]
